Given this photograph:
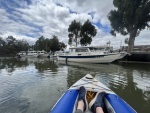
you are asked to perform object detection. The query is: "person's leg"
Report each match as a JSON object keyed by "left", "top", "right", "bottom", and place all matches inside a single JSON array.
[
  {"left": 75, "top": 86, "right": 88, "bottom": 113},
  {"left": 75, "top": 100, "right": 84, "bottom": 113},
  {"left": 96, "top": 107, "right": 104, "bottom": 113},
  {"left": 77, "top": 100, "right": 84, "bottom": 112},
  {"left": 89, "top": 92, "right": 106, "bottom": 113}
]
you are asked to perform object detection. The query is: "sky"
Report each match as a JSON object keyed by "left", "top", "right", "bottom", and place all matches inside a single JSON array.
[{"left": 0, "top": 0, "right": 149, "bottom": 49}]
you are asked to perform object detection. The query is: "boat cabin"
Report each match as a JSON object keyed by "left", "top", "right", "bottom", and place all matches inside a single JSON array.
[
  {"left": 27, "top": 51, "right": 38, "bottom": 55},
  {"left": 69, "top": 46, "right": 109, "bottom": 53},
  {"left": 18, "top": 51, "right": 26, "bottom": 55},
  {"left": 69, "top": 47, "right": 90, "bottom": 53},
  {"left": 37, "top": 50, "right": 46, "bottom": 54}
]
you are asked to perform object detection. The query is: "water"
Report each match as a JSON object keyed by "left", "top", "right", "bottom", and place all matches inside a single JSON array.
[{"left": 0, "top": 58, "right": 150, "bottom": 113}]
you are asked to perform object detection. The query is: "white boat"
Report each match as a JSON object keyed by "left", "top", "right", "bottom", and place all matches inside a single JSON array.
[
  {"left": 50, "top": 74, "right": 136, "bottom": 113},
  {"left": 16, "top": 51, "right": 27, "bottom": 58},
  {"left": 116, "top": 51, "right": 129, "bottom": 60},
  {"left": 17, "top": 50, "right": 50, "bottom": 58},
  {"left": 52, "top": 51, "right": 64, "bottom": 58},
  {"left": 88, "top": 46, "right": 128, "bottom": 60},
  {"left": 37, "top": 50, "right": 50, "bottom": 58},
  {"left": 57, "top": 47, "right": 127, "bottom": 63},
  {"left": 25, "top": 50, "right": 39, "bottom": 57}
]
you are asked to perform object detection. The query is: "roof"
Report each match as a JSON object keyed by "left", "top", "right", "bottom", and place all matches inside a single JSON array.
[{"left": 69, "top": 46, "right": 112, "bottom": 49}]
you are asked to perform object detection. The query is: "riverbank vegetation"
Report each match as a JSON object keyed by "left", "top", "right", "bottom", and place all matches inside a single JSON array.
[{"left": 0, "top": 35, "right": 66, "bottom": 57}]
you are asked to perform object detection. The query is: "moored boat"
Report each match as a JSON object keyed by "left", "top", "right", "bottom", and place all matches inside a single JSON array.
[
  {"left": 16, "top": 50, "right": 50, "bottom": 58},
  {"left": 16, "top": 51, "right": 26, "bottom": 58},
  {"left": 52, "top": 51, "right": 64, "bottom": 58},
  {"left": 50, "top": 74, "right": 136, "bottom": 113},
  {"left": 37, "top": 50, "right": 50, "bottom": 58},
  {"left": 57, "top": 47, "right": 127, "bottom": 63}
]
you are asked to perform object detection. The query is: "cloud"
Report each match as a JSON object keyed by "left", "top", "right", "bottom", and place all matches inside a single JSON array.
[{"left": 0, "top": 0, "right": 149, "bottom": 48}]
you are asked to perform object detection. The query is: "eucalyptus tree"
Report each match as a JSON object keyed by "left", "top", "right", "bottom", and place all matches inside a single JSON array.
[
  {"left": 108, "top": 0, "right": 150, "bottom": 51},
  {"left": 68, "top": 20, "right": 97, "bottom": 46},
  {"left": 68, "top": 20, "right": 81, "bottom": 46},
  {"left": 80, "top": 20, "right": 97, "bottom": 46}
]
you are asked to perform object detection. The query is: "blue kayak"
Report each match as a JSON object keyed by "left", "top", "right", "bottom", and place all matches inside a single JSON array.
[{"left": 50, "top": 74, "right": 136, "bottom": 113}]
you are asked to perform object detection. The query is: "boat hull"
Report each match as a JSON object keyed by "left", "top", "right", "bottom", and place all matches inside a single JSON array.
[{"left": 58, "top": 54, "right": 121, "bottom": 63}]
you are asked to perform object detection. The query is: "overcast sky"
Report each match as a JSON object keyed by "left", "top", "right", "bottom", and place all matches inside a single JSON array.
[{"left": 0, "top": 0, "right": 149, "bottom": 49}]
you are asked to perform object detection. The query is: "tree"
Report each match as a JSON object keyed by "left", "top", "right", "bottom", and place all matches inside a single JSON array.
[
  {"left": 49, "top": 35, "right": 60, "bottom": 52},
  {"left": 6, "top": 36, "right": 16, "bottom": 45},
  {"left": 59, "top": 42, "right": 66, "bottom": 51},
  {"left": 16, "top": 40, "right": 29, "bottom": 51},
  {"left": 0, "top": 37, "right": 6, "bottom": 56},
  {"left": 80, "top": 20, "right": 97, "bottom": 46},
  {"left": 49, "top": 36, "right": 66, "bottom": 52},
  {"left": 0, "top": 36, "right": 30, "bottom": 56},
  {"left": 34, "top": 35, "right": 66, "bottom": 53},
  {"left": 68, "top": 20, "right": 81, "bottom": 46},
  {"left": 35, "top": 36, "right": 45, "bottom": 50},
  {"left": 108, "top": 0, "right": 150, "bottom": 51}
]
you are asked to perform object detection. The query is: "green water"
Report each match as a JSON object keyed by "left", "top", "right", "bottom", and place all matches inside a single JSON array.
[{"left": 0, "top": 58, "right": 150, "bottom": 113}]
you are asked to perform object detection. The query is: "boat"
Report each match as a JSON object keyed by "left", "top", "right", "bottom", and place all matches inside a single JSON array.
[
  {"left": 25, "top": 50, "right": 39, "bottom": 57},
  {"left": 37, "top": 50, "right": 50, "bottom": 58},
  {"left": 89, "top": 46, "right": 128, "bottom": 60},
  {"left": 57, "top": 46, "right": 127, "bottom": 63},
  {"left": 52, "top": 51, "right": 64, "bottom": 58},
  {"left": 16, "top": 50, "right": 50, "bottom": 58},
  {"left": 50, "top": 74, "right": 136, "bottom": 113},
  {"left": 16, "top": 51, "right": 27, "bottom": 58}
]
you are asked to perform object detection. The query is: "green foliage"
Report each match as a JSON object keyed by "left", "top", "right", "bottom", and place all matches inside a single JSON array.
[
  {"left": 49, "top": 35, "right": 60, "bottom": 51},
  {"left": 35, "top": 35, "right": 66, "bottom": 52},
  {"left": 68, "top": 20, "right": 81, "bottom": 46},
  {"left": 0, "top": 36, "right": 29, "bottom": 56},
  {"left": 108, "top": 0, "right": 150, "bottom": 51},
  {"left": 68, "top": 19, "right": 97, "bottom": 46},
  {"left": 59, "top": 42, "right": 66, "bottom": 51},
  {"left": 35, "top": 36, "right": 46, "bottom": 51},
  {"left": 80, "top": 20, "right": 97, "bottom": 46},
  {"left": 109, "top": 0, "right": 150, "bottom": 34}
]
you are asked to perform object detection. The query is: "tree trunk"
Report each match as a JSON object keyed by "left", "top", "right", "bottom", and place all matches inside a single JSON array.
[
  {"left": 75, "top": 35, "right": 78, "bottom": 47},
  {"left": 75, "top": 37, "right": 77, "bottom": 47},
  {"left": 128, "top": 29, "right": 137, "bottom": 52}
]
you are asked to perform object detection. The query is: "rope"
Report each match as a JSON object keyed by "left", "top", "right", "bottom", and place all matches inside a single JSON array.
[{"left": 72, "top": 78, "right": 111, "bottom": 91}]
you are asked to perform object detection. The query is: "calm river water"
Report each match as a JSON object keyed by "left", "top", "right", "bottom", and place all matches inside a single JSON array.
[{"left": 0, "top": 58, "right": 150, "bottom": 113}]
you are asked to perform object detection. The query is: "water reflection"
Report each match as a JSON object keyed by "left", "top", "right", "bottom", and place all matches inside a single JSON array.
[
  {"left": 0, "top": 58, "right": 29, "bottom": 74},
  {"left": 58, "top": 61, "right": 150, "bottom": 113},
  {"left": 0, "top": 58, "right": 67, "bottom": 113},
  {"left": 0, "top": 58, "right": 149, "bottom": 113}
]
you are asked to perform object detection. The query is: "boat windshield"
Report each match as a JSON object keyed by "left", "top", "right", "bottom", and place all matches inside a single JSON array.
[
  {"left": 95, "top": 48, "right": 105, "bottom": 51},
  {"left": 75, "top": 48, "right": 88, "bottom": 52},
  {"left": 89, "top": 47, "right": 95, "bottom": 52},
  {"left": 89, "top": 47, "right": 105, "bottom": 52}
]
